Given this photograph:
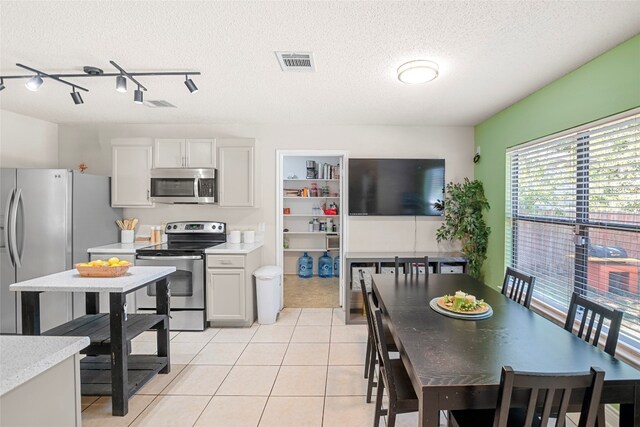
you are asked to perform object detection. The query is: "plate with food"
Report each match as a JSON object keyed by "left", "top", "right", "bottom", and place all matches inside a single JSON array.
[
  {"left": 429, "top": 291, "right": 493, "bottom": 320},
  {"left": 75, "top": 257, "right": 131, "bottom": 278}
]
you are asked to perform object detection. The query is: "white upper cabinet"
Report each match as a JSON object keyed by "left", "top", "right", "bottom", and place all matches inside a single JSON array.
[
  {"left": 154, "top": 138, "right": 215, "bottom": 168},
  {"left": 217, "top": 139, "right": 255, "bottom": 207},
  {"left": 112, "top": 143, "right": 153, "bottom": 207}
]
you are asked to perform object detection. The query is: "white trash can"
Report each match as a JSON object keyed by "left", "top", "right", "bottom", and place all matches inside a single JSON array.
[{"left": 254, "top": 265, "right": 282, "bottom": 325}]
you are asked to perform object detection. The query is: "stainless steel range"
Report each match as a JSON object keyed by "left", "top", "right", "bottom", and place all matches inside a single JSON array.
[{"left": 135, "top": 221, "right": 226, "bottom": 331}]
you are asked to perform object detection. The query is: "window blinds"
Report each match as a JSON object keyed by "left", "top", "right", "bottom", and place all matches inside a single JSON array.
[{"left": 506, "top": 112, "right": 640, "bottom": 346}]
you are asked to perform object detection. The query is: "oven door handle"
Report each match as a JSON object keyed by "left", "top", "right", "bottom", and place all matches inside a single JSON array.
[{"left": 136, "top": 255, "right": 203, "bottom": 260}]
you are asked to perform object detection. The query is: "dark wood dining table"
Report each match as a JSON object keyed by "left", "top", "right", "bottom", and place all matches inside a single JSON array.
[{"left": 371, "top": 273, "right": 640, "bottom": 427}]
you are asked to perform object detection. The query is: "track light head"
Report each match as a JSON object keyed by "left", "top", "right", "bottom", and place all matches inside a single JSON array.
[
  {"left": 0, "top": 78, "right": 5, "bottom": 91},
  {"left": 184, "top": 75, "right": 198, "bottom": 94},
  {"left": 116, "top": 75, "right": 127, "bottom": 93},
  {"left": 25, "top": 74, "right": 44, "bottom": 91},
  {"left": 134, "top": 86, "right": 143, "bottom": 104},
  {"left": 70, "top": 87, "right": 84, "bottom": 105}
]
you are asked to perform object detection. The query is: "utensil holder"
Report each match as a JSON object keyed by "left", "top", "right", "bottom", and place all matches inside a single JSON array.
[{"left": 121, "top": 230, "right": 134, "bottom": 243}]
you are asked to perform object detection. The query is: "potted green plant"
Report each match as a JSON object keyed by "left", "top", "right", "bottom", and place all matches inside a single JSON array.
[{"left": 434, "top": 178, "right": 490, "bottom": 280}]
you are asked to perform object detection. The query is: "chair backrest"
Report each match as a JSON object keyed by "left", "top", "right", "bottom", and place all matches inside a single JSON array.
[
  {"left": 564, "top": 292, "right": 623, "bottom": 357},
  {"left": 493, "top": 365, "right": 604, "bottom": 427},
  {"left": 394, "top": 256, "right": 429, "bottom": 277},
  {"left": 369, "top": 295, "right": 398, "bottom": 401},
  {"left": 359, "top": 270, "right": 374, "bottom": 335},
  {"left": 501, "top": 267, "right": 536, "bottom": 308}
]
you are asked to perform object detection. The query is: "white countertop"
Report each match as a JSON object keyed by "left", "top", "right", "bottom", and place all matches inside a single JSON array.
[
  {"left": 0, "top": 335, "right": 89, "bottom": 396},
  {"left": 87, "top": 242, "right": 155, "bottom": 254},
  {"left": 205, "top": 241, "right": 264, "bottom": 254},
  {"left": 10, "top": 266, "right": 176, "bottom": 293}
]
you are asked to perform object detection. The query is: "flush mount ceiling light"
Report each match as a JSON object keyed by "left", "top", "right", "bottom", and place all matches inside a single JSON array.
[
  {"left": 397, "top": 60, "right": 439, "bottom": 85},
  {"left": 0, "top": 61, "right": 201, "bottom": 105}
]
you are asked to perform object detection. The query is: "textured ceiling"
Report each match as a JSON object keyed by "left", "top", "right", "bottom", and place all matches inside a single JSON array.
[{"left": 0, "top": 1, "right": 638, "bottom": 126}]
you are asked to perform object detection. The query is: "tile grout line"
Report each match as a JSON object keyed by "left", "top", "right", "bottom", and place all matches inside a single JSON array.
[{"left": 256, "top": 309, "right": 300, "bottom": 427}]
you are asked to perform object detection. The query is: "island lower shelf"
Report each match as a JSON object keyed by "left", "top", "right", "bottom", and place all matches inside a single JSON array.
[
  {"left": 80, "top": 355, "right": 168, "bottom": 396},
  {"left": 44, "top": 313, "right": 167, "bottom": 354}
]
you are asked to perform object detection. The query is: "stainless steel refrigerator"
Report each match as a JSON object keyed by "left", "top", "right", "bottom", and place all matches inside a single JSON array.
[{"left": 1, "top": 169, "right": 122, "bottom": 333}]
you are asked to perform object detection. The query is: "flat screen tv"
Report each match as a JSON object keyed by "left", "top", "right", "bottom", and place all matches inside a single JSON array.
[{"left": 348, "top": 158, "right": 445, "bottom": 216}]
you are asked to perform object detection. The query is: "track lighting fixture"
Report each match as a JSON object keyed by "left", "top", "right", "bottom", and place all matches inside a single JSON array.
[
  {"left": 0, "top": 61, "right": 200, "bottom": 105},
  {"left": 70, "top": 87, "right": 84, "bottom": 104},
  {"left": 116, "top": 75, "right": 127, "bottom": 93},
  {"left": 25, "top": 74, "right": 44, "bottom": 91},
  {"left": 134, "top": 86, "right": 144, "bottom": 104},
  {"left": 184, "top": 75, "right": 198, "bottom": 93}
]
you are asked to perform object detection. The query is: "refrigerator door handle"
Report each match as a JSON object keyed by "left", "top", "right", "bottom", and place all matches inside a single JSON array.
[
  {"left": 3, "top": 189, "right": 16, "bottom": 266},
  {"left": 9, "top": 188, "right": 22, "bottom": 268}
]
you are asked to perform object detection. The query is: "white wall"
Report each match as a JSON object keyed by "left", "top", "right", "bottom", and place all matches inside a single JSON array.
[
  {"left": 58, "top": 123, "right": 474, "bottom": 264},
  {"left": 0, "top": 109, "right": 58, "bottom": 168}
]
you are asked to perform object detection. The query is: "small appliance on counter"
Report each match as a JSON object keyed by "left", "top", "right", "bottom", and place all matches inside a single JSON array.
[
  {"left": 306, "top": 160, "right": 317, "bottom": 179},
  {"left": 135, "top": 221, "right": 226, "bottom": 331}
]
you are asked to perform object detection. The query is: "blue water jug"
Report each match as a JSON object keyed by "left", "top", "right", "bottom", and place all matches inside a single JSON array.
[
  {"left": 333, "top": 256, "right": 340, "bottom": 277},
  {"left": 319, "top": 252, "right": 333, "bottom": 278},
  {"left": 298, "top": 252, "right": 313, "bottom": 278}
]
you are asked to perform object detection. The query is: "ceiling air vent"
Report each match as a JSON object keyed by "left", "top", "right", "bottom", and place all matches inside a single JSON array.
[
  {"left": 143, "top": 100, "right": 177, "bottom": 108},
  {"left": 275, "top": 51, "right": 315, "bottom": 72}
]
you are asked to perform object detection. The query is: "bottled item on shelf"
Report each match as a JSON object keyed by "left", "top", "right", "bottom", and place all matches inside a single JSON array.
[
  {"left": 326, "top": 218, "right": 333, "bottom": 232},
  {"left": 312, "top": 218, "right": 320, "bottom": 232},
  {"left": 283, "top": 238, "right": 289, "bottom": 249},
  {"left": 319, "top": 220, "right": 326, "bottom": 232},
  {"left": 321, "top": 185, "right": 330, "bottom": 197},
  {"left": 308, "top": 219, "right": 314, "bottom": 232},
  {"left": 298, "top": 252, "right": 313, "bottom": 278},
  {"left": 334, "top": 255, "right": 340, "bottom": 277},
  {"left": 310, "top": 183, "right": 319, "bottom": 197},
  {"left": 319, "top": 252, "right": 333, "bottom": 278}
]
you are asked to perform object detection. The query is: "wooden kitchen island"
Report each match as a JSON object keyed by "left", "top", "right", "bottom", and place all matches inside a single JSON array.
[{"left": 10, "top": 266, "right": 176, "bottom": 416}]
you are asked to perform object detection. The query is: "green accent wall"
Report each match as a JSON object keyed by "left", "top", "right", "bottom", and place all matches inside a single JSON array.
[{"left": 474, "top": 34, "right": 640, "bottom": 287}]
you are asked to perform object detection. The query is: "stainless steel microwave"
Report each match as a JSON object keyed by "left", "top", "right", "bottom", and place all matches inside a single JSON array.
[{"left": 150, "top": 168, "right": 217, "bottom": 204}]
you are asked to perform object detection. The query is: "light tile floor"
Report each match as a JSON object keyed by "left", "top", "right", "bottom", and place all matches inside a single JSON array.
[{"left": 81, "top": 307, "right": 440, "bottom": 427}]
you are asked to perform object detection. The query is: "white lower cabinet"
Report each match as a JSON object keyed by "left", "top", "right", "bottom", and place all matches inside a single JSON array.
[
  {"left": 206, "top": 249, "right": 261, "bottom": 326},
  {"left": 207, "top": 269, "right": 245, "bottom": 321}
]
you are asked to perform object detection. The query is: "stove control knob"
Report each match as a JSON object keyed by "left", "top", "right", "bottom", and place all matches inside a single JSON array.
[
  {"left": 166, "top": 225, "right": 170, "bottom": 231},
  {"left": 173, "top": 225, "right": 178, "bottom": 230},
  {"left": 211, "top": 224, "right": 215, "bottom": 229}
]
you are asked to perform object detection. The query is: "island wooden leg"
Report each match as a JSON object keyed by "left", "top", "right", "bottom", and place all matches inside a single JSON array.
[
  {"left": 20, "top": 291, "right": 41, "bottom": 335},
  {"left": 85, "top": 292, "right": 99, "bottom": 315},
  {"left": 156, "top": 278, "right": 171, "bottom": 374},
  {"left": 109, "top": 292, "right": 128, "bottom": 416}
]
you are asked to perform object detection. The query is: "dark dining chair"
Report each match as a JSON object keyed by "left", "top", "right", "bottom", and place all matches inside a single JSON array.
[
  {"left": 369, "top": 296, "right": 418, "bottom": 427},
  {"left": 394, "top": 256, "right": 429, "bottom": 277},
  {"left": 501, "top": 267, "right": 536, "bottom": 308},
  {"left": 449, "top": 365, "right": 605, "bottom": 427},
  {"left": 564, "top": 292, "right": 623, "bottom": 357},
  {"left": 360, "top": 270, "right": 397, "bottom": 403}
]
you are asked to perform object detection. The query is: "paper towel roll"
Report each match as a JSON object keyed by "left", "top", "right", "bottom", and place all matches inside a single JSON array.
[
  {"left": 243, "top": 230, "right": 255, "bottom": 244},
  {"left": 229, "top": 230, "right": 241, "bottom": 244}
]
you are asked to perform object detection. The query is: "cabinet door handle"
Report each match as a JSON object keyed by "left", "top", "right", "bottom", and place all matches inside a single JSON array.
[
  {"left": 220, "top": 259, "right": 232, "bottom": 265},
  {"left": 147, "top": 189, "right": 150, "bottom": 200}
]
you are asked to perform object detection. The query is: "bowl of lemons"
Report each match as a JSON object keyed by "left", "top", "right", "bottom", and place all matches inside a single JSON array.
[{"left": 76, "top": 257, "right": 131, "bottom": 277}]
